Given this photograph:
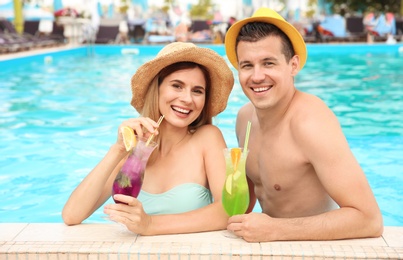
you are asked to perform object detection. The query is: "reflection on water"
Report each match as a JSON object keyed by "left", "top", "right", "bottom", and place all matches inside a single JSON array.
[{"left": 0, "top": 48, "right": 402, "bottom": 225}]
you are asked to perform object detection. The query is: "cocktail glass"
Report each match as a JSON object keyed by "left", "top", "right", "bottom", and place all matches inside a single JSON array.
[
  {"left": 221, "top": 147, "right": 249, "bottom": 238},
  {"left": 112, "top": 136, "right": 158, "bottom": 203}
]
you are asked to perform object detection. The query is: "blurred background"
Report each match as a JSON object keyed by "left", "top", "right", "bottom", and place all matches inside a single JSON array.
[{"left": 1, "top": 0, "right": 402, "bottom": 50}]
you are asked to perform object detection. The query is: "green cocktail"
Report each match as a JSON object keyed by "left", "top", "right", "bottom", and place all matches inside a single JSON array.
[{"left": 222, "top": 148, "right": 249, "bottom": 216}]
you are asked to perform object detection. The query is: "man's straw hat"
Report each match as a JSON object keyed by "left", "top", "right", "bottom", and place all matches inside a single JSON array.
[
  {"left": 131, "top": 42, "right": 234, "bottom": 117},
  {"left": 225, "top": 7, "right": 307, "bottom": 70}
]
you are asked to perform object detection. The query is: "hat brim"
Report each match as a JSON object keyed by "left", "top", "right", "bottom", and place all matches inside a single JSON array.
[
  {"left": 131, "top": 44, "right": 234, "bottom": 117},
  {"left": 225, "top": 13, "right": 307, "bottom": 70}
]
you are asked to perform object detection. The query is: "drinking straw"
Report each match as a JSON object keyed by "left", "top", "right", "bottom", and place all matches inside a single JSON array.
[
  {"left": 146, "top": 115, "right": 165, "bottom": 146},
  {"left": 243, "top": 121, "right": 252, "bottom": 153}
]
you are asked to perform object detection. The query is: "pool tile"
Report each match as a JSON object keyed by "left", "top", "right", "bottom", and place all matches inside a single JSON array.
[
  {"left": 1, "top": 223, "right": 402, "bottom": 259},
  {"left": 382, "top": 226, "right": 403, "bottom": 247},
  {"left": 136, "top": 230, "right": 246, "bottom": 243},
  {"left": 0, "top": 223, "right": 28, "bottom": 241},
  {"left": 12, "top": 223, "right": 137, "bottom": 242},
  {"left": 261, "top": 235, "right": 386, "bottom": 247}
]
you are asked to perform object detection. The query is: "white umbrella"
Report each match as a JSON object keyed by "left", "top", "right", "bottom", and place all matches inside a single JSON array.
[{"left": 24, "top": 5, "right": 54, "bottom": 21}]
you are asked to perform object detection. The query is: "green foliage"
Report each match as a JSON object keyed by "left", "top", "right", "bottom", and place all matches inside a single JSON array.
[
  {"left": 325, "top": 0, "right": 401, "bottom": 14},
  {"left": 161, "top": 0, "right": 173, "bottom": 13},
  {"left": 189, "top": 0, "right": 215, "bottom": 20},
  {"left": 306, "top": 0, "right": 317, "bottom": 18}
]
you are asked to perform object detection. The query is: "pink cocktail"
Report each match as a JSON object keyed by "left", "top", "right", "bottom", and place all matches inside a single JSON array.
[{"left": 112, "top": 136, "right": 158, "bottom": 203}]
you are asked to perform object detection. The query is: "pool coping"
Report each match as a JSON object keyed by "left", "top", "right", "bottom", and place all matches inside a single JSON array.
[
  {"left": 1, "top": 223, "right": 402, "bottom": 259},
  {"left": 1, "top": 42, "right": 403, "bottom": 62}
]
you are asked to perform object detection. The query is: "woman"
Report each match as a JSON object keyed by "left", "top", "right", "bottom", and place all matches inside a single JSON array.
[{"left": 62, "top": 42, "right": 234, "bottom": 235}]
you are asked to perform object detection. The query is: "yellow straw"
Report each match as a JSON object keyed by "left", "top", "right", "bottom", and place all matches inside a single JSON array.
[
  {"left": 146, "top": 115, "right": 164, "bottom": 146},
  {"left": 243, "top": 121, "right": 251, "bottom": 153}
]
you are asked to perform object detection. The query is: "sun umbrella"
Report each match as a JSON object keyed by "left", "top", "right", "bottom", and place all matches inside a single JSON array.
[{"left": 24, "top": 4, "right": 54, "bottom": 21}]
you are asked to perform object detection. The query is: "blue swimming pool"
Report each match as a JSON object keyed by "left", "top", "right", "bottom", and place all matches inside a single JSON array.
[{"left": 1, "top": 44, "right": 402, "bottom": 225}]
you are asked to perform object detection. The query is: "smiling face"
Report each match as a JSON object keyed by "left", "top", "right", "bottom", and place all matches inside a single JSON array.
[
  {"left": 158, "top": 67, "right": 207, "bottom": 129},
  {"left": 237, "top": 35, "right": 299, "bottom": 111}
]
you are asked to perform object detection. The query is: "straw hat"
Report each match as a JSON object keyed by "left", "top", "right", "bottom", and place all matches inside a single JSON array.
[
  {"left": 131, "top": 42, "right": 234, "bottom": 117},
  {"left": 225, "top": 7, "right": 307, "bottom": 70}
]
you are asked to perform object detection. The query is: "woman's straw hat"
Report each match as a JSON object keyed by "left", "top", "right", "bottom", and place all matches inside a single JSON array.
[
  {"left": 225, "top": 7, "right": 307, "bottom": 70},
  {"left": 131, "top": 42, "right": 234, "bottom": 117}
]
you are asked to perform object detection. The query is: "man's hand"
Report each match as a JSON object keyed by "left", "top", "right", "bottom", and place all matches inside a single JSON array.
[{"left": 227, "top": 212, "right": 274, "bottom": 242}]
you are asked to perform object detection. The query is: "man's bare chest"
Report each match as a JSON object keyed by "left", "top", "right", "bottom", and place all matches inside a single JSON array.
[{"left": 246, "top": 135, "right": 308, "bottom": 191}]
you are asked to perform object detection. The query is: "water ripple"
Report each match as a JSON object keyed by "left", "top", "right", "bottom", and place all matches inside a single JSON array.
[{"left": 0, "top": 50, "right": 402, "bottom": 224}]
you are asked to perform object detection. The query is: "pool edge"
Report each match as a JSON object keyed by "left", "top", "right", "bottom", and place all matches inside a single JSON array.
[
  {"left": 1, "top": 42, "right": 403, "bottom": 62},
  {"left": 0, "top": 223, "right": 402, "bottom": 259}
]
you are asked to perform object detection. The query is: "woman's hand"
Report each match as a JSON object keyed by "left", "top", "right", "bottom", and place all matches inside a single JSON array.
[
  {"left": 103, "top": 194, "right": 152, "bottom": 235},
  {"left": 116, "top": 117, "right": 160, "bottom": 151}
]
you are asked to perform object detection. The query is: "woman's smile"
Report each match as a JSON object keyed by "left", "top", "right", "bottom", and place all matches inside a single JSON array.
[{"left": 172, "top": 105, "right": 191, "bottom": 115}]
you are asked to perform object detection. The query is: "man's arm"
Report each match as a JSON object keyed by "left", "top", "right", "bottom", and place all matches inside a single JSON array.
[
  {"left": 228, "top": 97, "right": 383, "bottom": 242},
  {"left": 286, "top": 98, "right": 383, "bottom": 240}
]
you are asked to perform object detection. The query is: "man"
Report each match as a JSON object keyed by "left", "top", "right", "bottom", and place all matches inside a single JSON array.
[{"left": 224, "top": 8, "right": 383, "bottom": 242}]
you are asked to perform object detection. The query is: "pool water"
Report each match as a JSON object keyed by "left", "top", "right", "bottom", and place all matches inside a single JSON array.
[{"left": 0, "top": 45, "right": 402, "bottom": 225}]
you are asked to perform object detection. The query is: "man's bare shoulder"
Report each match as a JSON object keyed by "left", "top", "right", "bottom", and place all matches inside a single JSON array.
[
  {"left": 236, "top": 102, "right": 254, "bottom": 139},
  {"left": 290, "top": 91, "right": 343, "bottom": 146},
  {"left": 295, "top": 91, "right": 329, "bottom": 110},
  {"left": 291, "top": 91, "right": 337, "bottom": 124},
  {"left": 238, "top": 102, "right": 254, "bottom": 119}
]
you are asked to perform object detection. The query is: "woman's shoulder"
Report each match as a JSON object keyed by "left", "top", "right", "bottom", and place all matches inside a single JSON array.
[
  {"left": 191, "top": 124, "right": 225, "bottom": 145},
  {"left": 193, "top": 124, "right": 222, "bottom": 136},
  {"left": 190, "top": 125, "right": 226, "bottom": 158}
]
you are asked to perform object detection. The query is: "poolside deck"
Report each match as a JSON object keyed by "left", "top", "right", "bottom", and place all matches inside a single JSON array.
[
  {"left": 0, "top": 44, "right": 74, "bottom": 61},
  {"left": 1, "top": 223, "right": 402, "bottom": 259}
]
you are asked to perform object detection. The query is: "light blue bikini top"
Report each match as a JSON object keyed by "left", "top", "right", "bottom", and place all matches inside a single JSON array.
[{"left": 137, "top": 183, "right": 212, "bottom": 215}]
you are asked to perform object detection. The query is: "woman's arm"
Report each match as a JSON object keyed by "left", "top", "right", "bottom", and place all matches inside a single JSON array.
[
  {"left": 62, "top": 144, "right": 127, "bottom": 225},
  {"left": 62, "top": 117, "right": 159, "bottom": 225},
  {"left": 104, "top": 125, "right": 229, "bottom": 235}
]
